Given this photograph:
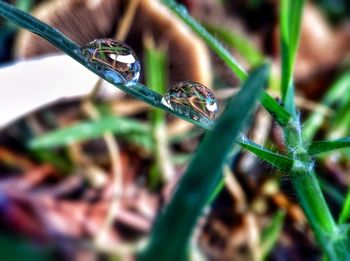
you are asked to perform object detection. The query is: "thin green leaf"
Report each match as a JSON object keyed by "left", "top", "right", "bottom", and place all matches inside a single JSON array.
[
  {"left": 0, "top": 1, "right": 215, "bottom": 130},
  {"left": 339, "top": 188, "right": 350, "bottom": 224},
  {"left": 238, "top": 136, "right": 294, "bottom": 172},
  {"left": 280, "top": 0, "right": 305, "bottom": 116},
  {"left": 303, "top": 73, "right": 350, "bottom": 141},
  {"left": 308, "top": 137, "right": 350, "bottom": 155},
  {"left": 260, "top": 211, "right": 286, "bottom": 260},
  {"left": 205, "top": 24, "right": 264, "bottom": 66},
  {"left": 260, "top": 91, "right": 292, "bottom": 127},
  {"left": 29, "top": 116, "right": 150, "bottom": 149},
  {"left": 161, "top": 0, "right": 289, "bottom": 131},
  {"left": 140, "top": 64, "right": 269, "bottom": 261},
  {"left": 145, "top": 43, "right": 172, "bottom": 188},
  {"left": 162, "top": 0, "right": 248, "bottom": 81}
]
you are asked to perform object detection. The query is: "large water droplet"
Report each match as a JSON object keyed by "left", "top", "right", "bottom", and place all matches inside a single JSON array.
[
  {"left": 163, "top": 81, "right": 218, "bottom": 121},
  {"left": 81, "top": 39, "right": 140, "bottom": 84}
]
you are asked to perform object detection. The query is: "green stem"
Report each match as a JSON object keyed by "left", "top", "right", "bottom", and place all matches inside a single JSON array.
[{"left": 285, "top": 119, "right": 342, "bottom": 258}]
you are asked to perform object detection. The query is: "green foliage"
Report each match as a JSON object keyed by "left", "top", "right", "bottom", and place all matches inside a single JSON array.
[
  {"left": 280, "top": 0, "right": 305, "bottom": 116},
  {"left": 238, "top": 136, "right": 293, "bottom": 171},
  {"left": 145, "top": 44, "right": 168, "bottom": 188},
  {"left": 205, "top": 24, "right": 264, "bottom": 66},
  {"left": 29, "top": 116, "right": 150, "bottom": 149},
  {"left": 162, "top": 0, "right": 248, "bottom": 81},
  {"left": 259, "top": 91, "right": 292, "bottom": 127},
  {"left": 140, "top": 64, "right": 269, "bottom": 260},
  {"left": 303, "top": 73, "right": 350, "bottom": 141},
  {"left": 339, "top": 188, "right": 350, "bottom": 224},
  {"left": 1, "top": 0, "right": 350, "bottom": 259},
  {"left": 308, "top": 137, "right": 350, "bottom": 155},
  {"left": 260, "top": 211, "right": 286, "bottom": 260},
  {"left": 0, "top": 1, "right": 215, "bottom": 131}
]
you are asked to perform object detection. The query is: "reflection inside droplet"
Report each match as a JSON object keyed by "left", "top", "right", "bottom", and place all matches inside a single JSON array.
[
  {"left": 81, "top": 38, "right": 140, "bottom": 84},
  {"left": 163, "top": 81, "right": 218, "bottom": 121}
]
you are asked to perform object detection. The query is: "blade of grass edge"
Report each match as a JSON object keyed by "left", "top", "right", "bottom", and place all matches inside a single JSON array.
[
  {"left": 162, "top": 0, "right": 248, "bottom": 81},
  {"left": 339, "top": 188, "right": 350, "bottom": 224},
  {"left": 139, "top": 64, "right": 269, "bottom": 261},
  {"left": 238, "top": 136, "right": 294, "bottom": 172},
  {"left": 308, "top": 137, "right": 350, "bottom": 155},
  {"left": 280, "top": 0, "right": 305, "bottom": 117},
  {"left": 0, "top": 1, "right": 215, "bottom": 131},
  {"left": 145, "top": 42, "right": 174, "bottom": 187},
  {"left": 29, "top": 116, "right": 150, "bottom": 149}
]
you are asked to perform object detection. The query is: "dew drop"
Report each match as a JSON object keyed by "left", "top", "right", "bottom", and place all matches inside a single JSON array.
[
  {"left": 81, "top": 39, "right": 140, "bottom": 84},
  {"left": 163, "top": 81, "right": 218, "bottom": 121}
]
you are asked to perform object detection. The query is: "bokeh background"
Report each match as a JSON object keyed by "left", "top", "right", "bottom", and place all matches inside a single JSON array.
[{"left": 0, "top": 0, "right": 350, "bottom": 260}]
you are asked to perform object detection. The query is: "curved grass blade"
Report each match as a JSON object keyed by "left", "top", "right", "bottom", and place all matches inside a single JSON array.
[
  {"left": 139, "top": 64, "right": 269, "bottom": 261},
  {"left": 339, "top": 188, "right": 350, "bottom": 224},
  {"left": 162, "top": 0, "right": 248, "bottom": 81},
  {"left": 0, "top": 1, "right": 215, "bottom": 131},
  {"left": 29, "top": 116, "right": 150, "bottom": 149},
  {"left": 280, "top": 0, "right": 305, "bottom": 117},
  {"left": 161, "top": 0, "right": 286, "bottom": 126},
  {"left": 260, "top": 91, "right": 292, "bottom": 127},
  {"left": 205, "top": 24, "right": 264, "bottom": 66},
  {"left": 308, "top": 137, "right": 350, "bottom": 155},
  {"left": 238, "top": 136, "right": 294, "bottom": 172}
]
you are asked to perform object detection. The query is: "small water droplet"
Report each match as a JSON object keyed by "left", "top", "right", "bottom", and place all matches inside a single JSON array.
[
  {"left": 81, "top": 39, "right": 140, "bottom": 84},
  {"left": 163, "top": 81, "right": 218, "bottom": 121},
  {"left": 177, "top": 4, "right": 188, "bottom": 14}
]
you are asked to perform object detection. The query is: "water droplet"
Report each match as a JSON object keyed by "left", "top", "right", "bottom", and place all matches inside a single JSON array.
[
  {"left": 164, "top": 81, "right": 218, "bottom": 121},
  {"left": 81, "top": 39, "right": 140, "bottom": 84}
]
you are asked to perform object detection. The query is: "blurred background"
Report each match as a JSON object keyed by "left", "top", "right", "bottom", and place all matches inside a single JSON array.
[{"left": 0, "top": 0, "right": 350, "bottom": 260}]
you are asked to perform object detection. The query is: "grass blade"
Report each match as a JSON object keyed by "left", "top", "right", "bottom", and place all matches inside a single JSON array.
[
  {"left": 238, "top": 136, "right": 294, "bottom": 172},
  {"left": 145, "top": 42, "right": 174, "bottom": 186},
  {"left": 140, "top": 64, "right": 269, "bottom": 260},
  {"left": 0, "top": 1, "right": 215, "bottom": 130},
  {"left": 280, "top": 0, "right": 305, "bottom": 116},
  {"left": 29, "top": 116, "right": 150, "bottom": 149},
  {"left": 162, "top": 0, "right": 248, "bottom": 80},
  {"left": 260, "top": 211, "right": 286, "bottom": 260},
  {"left": 308, "top": 137, "right": 350, "bottom": 155},
  {"left": 260, "top": 91, "right": 292, "bottom": 127},
  {"left": 161, "top": 0, "right": 288, "bottom": 130},
  {"left": 339, "top": 188, "right": 350, "bottom": 224},
  {"left": 303, "top": 73, "right": 350, "bottom": 141},
  {"left": 205, "top": 24, "right": 264, "bottom": 66}
]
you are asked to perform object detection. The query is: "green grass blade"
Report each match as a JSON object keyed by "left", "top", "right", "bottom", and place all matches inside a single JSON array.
[
  {"left": 339, "top": 188, "right": 350, "bottom": 224},
  {"left": 162, "top": 0, "right": 248, "bottom": 81},
  {"left": 308, "top": 137, "right": 350, "bottom": 155},
  {"left": 29, "top": 116, "right": 150, "bottom": 149},
  {"left": 145, "top": 43, "right": 171, "bottom": 187},
  {"left": 205, "top": 24, "right": 264, "bottom": 66},
  {"left": 0, "top": 1, "right": 215, "bottom": 130},
  {"left": 161, "top": 0, "right": 289, "bottom": 130},
  {"left": 280, "top": 0, "right": 305, "bottom": 117},
  {"left": 260, "top": 91, "right": 292, "bottom": 127},
  {"left": 260, "top": 211, "right": 286, "bottom": 260},
  {"left": 238, "top": 136, "right": 294, "bottom": 172},
  {"left": 303, "top": 73, "right": 350, "bottom": 141},
  {"left": 140, "top": 64, "right": 269, "bottom": 260}
]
